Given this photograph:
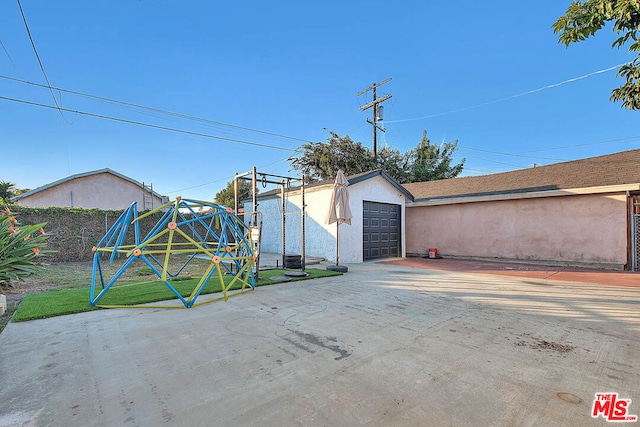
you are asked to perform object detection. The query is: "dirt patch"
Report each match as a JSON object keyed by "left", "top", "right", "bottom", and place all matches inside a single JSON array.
[
  {"left": 2, "top": 278, "right": 57, "bottom": 304},
  {"left": 514, "top": 332, "right": 576, "bottom": 353},
  {"left": 1, "top": 276, "right": 59, "bottom": 332}
]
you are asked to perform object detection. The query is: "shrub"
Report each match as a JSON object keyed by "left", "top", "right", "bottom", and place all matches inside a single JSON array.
[{"left": 0, "top": 206, "right": 51, "bottom": 287}]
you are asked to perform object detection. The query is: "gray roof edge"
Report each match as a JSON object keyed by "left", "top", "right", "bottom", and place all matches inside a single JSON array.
[
  {"left": 11, "top": 168, "right": 167, "bottom": 201},
  {"left": 348, "top": 169, "right": 415, "bottom": 201}
]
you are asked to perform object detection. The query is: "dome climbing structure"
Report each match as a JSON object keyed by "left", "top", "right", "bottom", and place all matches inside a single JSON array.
[{"left": 90, "top": 198, "right": 256, "bottom": 308}]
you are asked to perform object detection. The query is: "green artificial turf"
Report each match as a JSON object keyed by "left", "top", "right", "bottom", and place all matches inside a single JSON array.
[{"left": 12, "top": 268, "right": 341, "bottom": 322}]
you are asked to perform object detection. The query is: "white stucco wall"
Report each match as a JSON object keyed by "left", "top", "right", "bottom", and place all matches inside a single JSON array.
[
  {"left": 246, "top": 175, "right": 408, "bottom": 263},
  {"left": 16, "top": 172, "right": 165, "bottom": 210}
]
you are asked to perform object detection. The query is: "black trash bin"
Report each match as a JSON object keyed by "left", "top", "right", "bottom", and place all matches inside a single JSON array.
[{"left": 284, "top": 254, "right": 302, "bottom": 269}]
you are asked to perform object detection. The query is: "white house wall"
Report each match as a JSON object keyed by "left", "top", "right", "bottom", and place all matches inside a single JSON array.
[{"left": 246, "top": 175, "right": 407, "bottom": 264}]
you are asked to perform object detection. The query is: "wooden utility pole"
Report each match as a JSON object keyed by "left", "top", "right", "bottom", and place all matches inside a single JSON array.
[{"left": 357, "top": 78, "right": 392, "bottom": 159}]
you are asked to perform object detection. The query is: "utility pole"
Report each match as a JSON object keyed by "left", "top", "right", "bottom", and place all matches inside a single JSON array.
[{"left": 357, "top": 78, "right": 392, "bottom": 159}]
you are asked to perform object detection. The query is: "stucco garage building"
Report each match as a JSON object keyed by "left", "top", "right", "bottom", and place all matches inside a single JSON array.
[{"left": 248, "top": 170, "right": 413, "bottom": 264}]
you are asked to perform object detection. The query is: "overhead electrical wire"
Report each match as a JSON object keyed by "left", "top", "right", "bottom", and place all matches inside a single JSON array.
[
  {"left": 0, "top": 94, "right": 296, "bottom": 152},
  {"left": 0, "top": 39, "right": 24, "bottom": 78},
  {"left": 515, "top": 134, "right": 640, "bottom": 153},
  {"left": 165, "top": 155, "right": 293, "bottom": 194},
  {"left": 385, "top": 63, "right": 628, "bottom": 124},
  {"left": 16, "top": 0, "right": 65, "bottom": 120},
  {"left": 0, "top": 74, "right": 313, "bottom": 146},
  {"left": 461, "top": 154, "right": 526, "bottom": 169},
  {"left": 457, "top": 146, "right": 566, "bottom": 161},
  {"left": 2, "top": 69, "right": 632, "bottom": 161},
  {"left": 2, "top": 66, "right": 636, "bottom": 173}
]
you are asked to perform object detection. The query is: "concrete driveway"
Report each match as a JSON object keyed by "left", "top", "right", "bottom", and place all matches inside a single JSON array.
[{"left": 1, "top": 260, "right": 639, "bottom": 426}]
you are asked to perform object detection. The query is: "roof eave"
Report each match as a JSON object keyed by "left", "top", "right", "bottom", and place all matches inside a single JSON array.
[
  {"left": 407, "top": 183, "right": 640, "bottom": 207},
  {"left": 11, "top": 168, "right": 167, "bottom": 201}
]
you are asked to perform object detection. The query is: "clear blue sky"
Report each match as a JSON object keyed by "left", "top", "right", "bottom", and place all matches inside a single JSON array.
[{"left": 1, "top": 0, "right": 638, "bottom": 201}]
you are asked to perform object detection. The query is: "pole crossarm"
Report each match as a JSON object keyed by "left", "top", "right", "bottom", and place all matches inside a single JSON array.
[
  {"left": 359, "top": 94, "right": 392, "bottom": 111},
  {"left": 357, "top": 78, "right": 392, "bottom": 159},
  {"left": 356, "top": 77, "right": 392, "bottom": 96},
  {"left": 366, "top": 118, "right": 386, "bottom": 132}
]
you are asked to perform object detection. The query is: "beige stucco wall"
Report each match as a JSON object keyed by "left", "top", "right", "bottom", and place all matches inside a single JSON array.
[
  {"left": 406, "top": 193, "right": 628, "bottom": 266},
  {"left": 16, "top": 172, "right": 165, "bottom": 210}
]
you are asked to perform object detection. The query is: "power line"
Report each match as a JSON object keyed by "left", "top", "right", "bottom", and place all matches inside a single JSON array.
[
  {"left": 16, "top": 0, "right": 65, "bottom": 120},
  {"left": 462, "top": 154, "right": 527, "bottom": 169},
  {"left": 385, "top": 113, "right": 640, "bottom": 159},
  {"left": 458, "top": 146, "right": 566, "bottom": 161},
  {"left": 0, "top": 39, "right": 24, "bottom": 79},
  {"left": 0, "top": 94, "right": 296, "bottom": 152},
  {"left": 516, "top": 134, "right": 640, "bottom": 153},
  {"left": 463, "top": 167, "right": 509, "bottom": 174},
  {"left": 0, "top": 74, "right": 313, "bottom": 146},
  {"left": 385, "top": 63, "right": 628, "bottom": 124},
  {"left": 16, "top": 0, "right": 73, "bottom": 174},
  {"left": 165, "top": 155, "right": 293, "bottom": 194}
]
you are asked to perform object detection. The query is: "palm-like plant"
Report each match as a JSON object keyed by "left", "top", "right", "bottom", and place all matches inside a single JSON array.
[
  {"left": 0, "top": 207, "right": 50, "bottom": 287},
  {"left": 0, "top": 181, "right": 17, "bottom": 202}
]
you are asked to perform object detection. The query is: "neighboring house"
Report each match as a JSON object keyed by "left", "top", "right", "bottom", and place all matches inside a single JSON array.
[
  {"left": 12, "top": 168, "right": 169, "bottom": 211},
  {"left": 246, "top": 170, "right": 414, "bottom": 264},
  {"left": 403, "top": 149, "right": 640, "bottom": 270}
]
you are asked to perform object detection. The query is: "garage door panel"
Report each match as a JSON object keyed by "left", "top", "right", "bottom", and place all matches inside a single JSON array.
[{"left": 363, "top": 201, "right": 401, "bottom": 261}]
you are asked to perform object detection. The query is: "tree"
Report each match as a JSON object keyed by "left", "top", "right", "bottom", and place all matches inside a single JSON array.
[
  {"left": 405, "top": 131, "right": 465, "bottom": 182},
  {"left": 214, "top": 179, "right": 253, "bottom": 208},
  {"left": 289, "top": 131, "right": 377, "bottom": 182},
  {"left": 376, "top": 145, "right": 412, "bottom": 184},
  {"left": 553, "top": 1, "right": 640, "bottom": 110},
  {"left": 289, "top": 130, "right": 465, "bottom": 184},
  {"left": 0, "top": 181, "right": 17, "bottom": 203}
]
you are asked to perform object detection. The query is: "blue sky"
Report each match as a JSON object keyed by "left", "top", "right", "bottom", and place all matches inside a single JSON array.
[{"left": 1, "top": 0, "right": 638, "bottom": 200}]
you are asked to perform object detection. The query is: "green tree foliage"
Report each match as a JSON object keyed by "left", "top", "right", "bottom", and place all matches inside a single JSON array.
[
  {"left": 289, "top": 130, "right": 464, "bottom": 183},
  {"left": 553, "top": 1, "right": 640, "bottom": 110},
  {"left": 0, "top": 181, "right": 17, "bottom": 203},
  {"left": 214, "top": 179, "right": 253, "bottom": 208},
  {"left": 377, "top": 145, "right": 412, "bottom": 184},
  {"left": 0, "top": 207, "right": 51, "bottom": 287},
  {"left": 406, "top": 131, "right": 465, "bottom": 182},
  {"left": 289, "top": 131, "right": 377, "bottom": 182}
]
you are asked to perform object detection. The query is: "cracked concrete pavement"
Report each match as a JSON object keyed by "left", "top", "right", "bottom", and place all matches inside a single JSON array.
[{"left": 1, "top": 260, "right": 639, "bottom": 426}]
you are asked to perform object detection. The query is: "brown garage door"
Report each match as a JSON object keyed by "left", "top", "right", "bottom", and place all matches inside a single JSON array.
[{"left": 363, "top": 201, "right": 401, "bottom": 261}]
